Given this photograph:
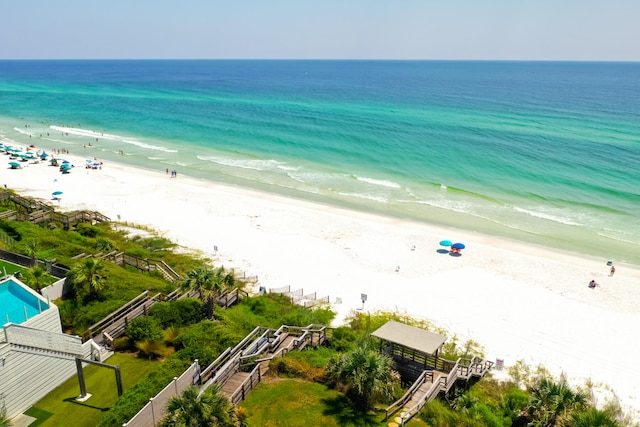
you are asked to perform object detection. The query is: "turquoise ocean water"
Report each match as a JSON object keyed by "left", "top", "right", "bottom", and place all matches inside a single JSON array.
[{"left": 0, "top": 60, "right": 638, "bottom": 264}]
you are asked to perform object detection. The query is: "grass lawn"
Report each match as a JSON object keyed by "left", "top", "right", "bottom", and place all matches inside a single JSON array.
[
  {"left": 27, "top": 352, "right": 160, "bottom": 427},
  {"left": 0, "top": 259, "right": 58, "bottom": 287},
  {"left": 240, "top": 378, "right": 390, "bottom": 427},
  {"left": 0, "top": 259, "right": 24, "bottom": 276}
]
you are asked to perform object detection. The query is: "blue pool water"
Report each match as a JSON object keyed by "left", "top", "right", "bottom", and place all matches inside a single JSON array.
[{"left": 0, "top": 279, "right": 49, "bottom": 325}]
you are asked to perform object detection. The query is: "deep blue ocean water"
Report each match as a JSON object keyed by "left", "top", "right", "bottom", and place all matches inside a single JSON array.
[{"left": 0, "top": 60, "right": 638, "bottom": 263}]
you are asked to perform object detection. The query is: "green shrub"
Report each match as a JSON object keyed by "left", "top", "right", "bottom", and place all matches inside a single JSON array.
[
  {"left": 420, "top": 399, "right": 476, "bottom": 426},
  {"left": 163, "top": 326, "right": 181, "bottom": 345},
  {"left": 329, "top": 326, "right": 356, "bottom": 352},
  {"left": 501, "top": 387, "right": 529, "bottom": 419},
  {"left": 135, "top": 340, "right": 165, "bottom": 359},
  {"left": 172, "top": 321, "right": 240, "bottom": 366},
  {"left": 113, "top": 336, "right": 130, "bottom": 351},
  {"left": 75, "top": 222, "right": 101, "bottom": 238},
  {"left": 98, "top": 357, "right": 191, "bottom": 427},
  {"left": 96, "top": 237, "right": 116, "bottom": 252},
  {"left": 244, "top": 297, "right": 267, "bottom": 315},
  {"left": 125, "top": 316, "right": 163, "bottom": 343},
  {"left": 148, "top": 299, "right": 203, "bottom": 329},
  {"left": 270, "top": 354, "right": 325, "bottom": 382}
]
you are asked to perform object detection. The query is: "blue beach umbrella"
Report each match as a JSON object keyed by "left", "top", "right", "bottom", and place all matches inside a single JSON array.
[
  {"left": 52, "top": 191, "right": 63, "bottom": 196},
  {"left": 439, "top": 240, "right": 452, "bottom": 247},
  {"left": 8, "top": 162, "right": 21, "bottom": 168},
  {"left": 452, "top": 243, "right": 465, "bottom": 250}
]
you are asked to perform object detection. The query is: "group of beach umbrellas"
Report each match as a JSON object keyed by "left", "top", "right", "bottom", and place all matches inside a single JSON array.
[
  {"left": 3, "top": 144, "right": 51, "bottom": 169},
  {"left": 3, "top": 145, "right": 25, "bottom": 169},
  {"left": 50, "top": 157, "right": 72, "bottom": 173},
  {"left": 439, "top": 240, "right": 466, "bottom": 253}
]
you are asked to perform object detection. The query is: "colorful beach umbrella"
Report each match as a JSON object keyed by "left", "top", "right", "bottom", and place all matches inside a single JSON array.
[
  {"left": 452, "top": 243, "right": 465, "bottom": 250},
  {"left": 52, "top": 191, "right": 63, "bottom": 196},
  {"left": 439, "top": 240, "right": 452, "bottom": 247},
  {"left": 8, "top": 162, "right": 21, "bottom": 169}
]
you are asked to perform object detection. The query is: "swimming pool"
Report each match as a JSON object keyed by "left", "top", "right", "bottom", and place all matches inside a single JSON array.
[{"left": 0, "top": 279, "right": 50, "bottom": 325}]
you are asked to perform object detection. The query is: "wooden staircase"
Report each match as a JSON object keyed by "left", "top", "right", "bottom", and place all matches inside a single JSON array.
[{"left": 199, "top": 325, "right": 328, "bottom": 405}]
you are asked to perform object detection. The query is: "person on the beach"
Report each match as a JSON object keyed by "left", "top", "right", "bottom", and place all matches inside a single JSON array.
[
  {"left": 589, "top": 280, "right": 598, "bottom": 288},
  {"left": 610, "top": 265, "right": 615, "bottom": 277}
]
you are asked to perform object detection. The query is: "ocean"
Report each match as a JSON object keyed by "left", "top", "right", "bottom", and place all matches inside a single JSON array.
[{"left": 0, "top": 60, "right": 638, "bottom": 264}]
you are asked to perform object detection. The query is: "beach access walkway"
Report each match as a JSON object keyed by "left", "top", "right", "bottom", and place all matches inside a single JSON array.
[
  {"left": 81, "top": 285, "right": 247, "bottom": 347},
  {"left": 385, "top": 356, "right": 493, "bottom": 424},
  {"left": 199, "top": 324, "right": 328, "bottom": 405},
  {"left": 122, "top": 324, "right": 328, "bottom": 427},
  {"left": 370, "top": 320, "right": 493, "bottom": 425},
  {"left": 0, "top": 190, "right": 109, "bottom": 228}
]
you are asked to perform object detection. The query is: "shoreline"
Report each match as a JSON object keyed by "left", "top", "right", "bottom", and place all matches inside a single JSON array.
[{"left": 3, "top": 148, "right": 640, "bottom": 417}]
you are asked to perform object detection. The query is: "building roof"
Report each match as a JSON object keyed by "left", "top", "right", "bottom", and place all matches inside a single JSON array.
[{"left": 371, "top": 320, "right": 447, "bottom": 355}]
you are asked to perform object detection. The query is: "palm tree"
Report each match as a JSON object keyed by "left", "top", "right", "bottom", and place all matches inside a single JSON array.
[
  {"left": 325, "top": 342, "right": 399, "bottom": 410},
  {"left": 160, "top": 384, "right": 238, "bottom": 427},
  {"left": 25, "top": 238, "right": 39, "bottom": 267},
  {"left": 182, "top": 266, "right": 235, "bottom": 318},
  {"left": 22, "top": 266, "right": 47, "bottom": 295},
  {"left": 526, "top": 378, "right": 587, "bottom": 426},
  {"left": 67, "top": 258, "right": 107, "bottom": 300},
  {"left": 135, "top": 340, "right": 164, "bottom": 359},
  {"left": 564, "top": 407, "right": 619, "bottom": 427}
]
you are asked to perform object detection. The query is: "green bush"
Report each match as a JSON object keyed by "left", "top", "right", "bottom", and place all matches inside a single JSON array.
[
  {"left": 148, "top": 298, "right": 204, "bottom": 329},
  {"left": 125, "top": 316, "right": 163, "bottom": 343},
  {"left": 421, "top": 399, "right": 476, "bottom": 426},
  {"left": 172, "top": 321, "right": 241, "bottom": 367},
  {"left": 328, "top": 326, "right": 356, "bottom": 352},
  {"left": 113, "top": 337, "right": 130, "bottom": 351},
  {"left": 501, "top": 387, "right": 529, "bottom": 419},
  {"left": 270, "top": 350, "right": 330, "bottom": 382},
  {"left": 98, "top": 357, "right": 191, "bottom": 427},
  {"left": 96, "top": 237, "right": 116, "bottom": 252},
  {"left": 75, "top": 223, "right": 101, "bottom": 238}
]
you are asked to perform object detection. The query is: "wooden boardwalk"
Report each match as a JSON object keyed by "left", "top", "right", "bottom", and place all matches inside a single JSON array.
[
  {"left": 204, "top": 325, "right": 327, "bottom": 405},
  {"left": 221, "top": 372, "right": 251, "bottom": 397},
  {"left": 386, "top": 359, "right": 493, "bottom": 424},
  {"left": 82, "top": 291, "right": 161, "bottom": 345}
]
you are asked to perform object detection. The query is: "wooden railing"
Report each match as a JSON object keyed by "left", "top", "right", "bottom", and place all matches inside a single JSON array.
[
  {"left": 147, "top": 258, "right": 181, "bottom": 282},
  {"left": 386, "top": 355, "right": 494, "bottom": 424},
  {"left": 81, "top": 291, "right": 156, "bottom": 342},
  {"left": 0, "top": 191, "right": 109, "bottom": 226},
  {"left": 385, "top": 370, "right": 431, "bottom": 419},
  {"left": 0, "top": 190, "right": 52, "bottom": 212},
  {"left": 199, "top": 348, "right": 232, "bottom": 385},
  {"left": 200, "top": 327, "right": 265, "bottom": 384},
  {"left": 230, "top": 364, "right": 261, "bottom": 405},
  {"left": 201, "top": 324, "right": 328, "bottom": 405},
  {"left": 104, "top": 252, "right": 181, "bottom": 283},
  {"left": 401, "top": 378, "right": 446, "bottom": 422}
]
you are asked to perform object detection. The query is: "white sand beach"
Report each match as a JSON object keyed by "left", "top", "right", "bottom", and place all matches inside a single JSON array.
[{"left": 3, "top": 151, "right": 640, "bottom": 418}]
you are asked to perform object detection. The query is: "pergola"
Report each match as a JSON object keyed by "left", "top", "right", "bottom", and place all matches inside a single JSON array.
[{"left": 371, "top": 321, "right": 447, "bottom": 380}]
